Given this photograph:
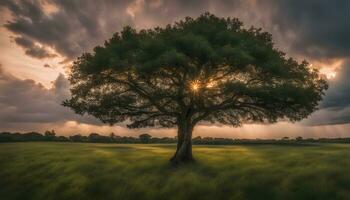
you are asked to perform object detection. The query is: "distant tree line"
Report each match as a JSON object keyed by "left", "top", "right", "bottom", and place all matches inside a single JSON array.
[
  {"left": 0, "top": 131, "right": 173, "bottom": 144},
  {"left": 1, "top": 130, "right": 350, "bottom": 144}
]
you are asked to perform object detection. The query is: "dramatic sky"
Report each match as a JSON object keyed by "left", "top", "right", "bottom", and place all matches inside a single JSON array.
[{"left": 1, "top": 0, "right": 350, "bottom": 138}]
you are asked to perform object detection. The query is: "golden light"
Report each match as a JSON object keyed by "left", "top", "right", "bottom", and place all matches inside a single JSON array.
[
  {"left": 206, "top": 80, "right": 215, "bottom": 88},
  {"left": 320, "top": 68, "right": 337, "bottom": 79},
  {"left": 309, "top": 59, "right": 343, "bottom": 80},
  {"left": 191, "top": 80, "right": 200, "bottom": 91}
]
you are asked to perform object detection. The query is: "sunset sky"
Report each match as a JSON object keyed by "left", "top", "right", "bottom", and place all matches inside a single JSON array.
[{"left": 1, "top": 0, "right": 350, "bottom": 138}]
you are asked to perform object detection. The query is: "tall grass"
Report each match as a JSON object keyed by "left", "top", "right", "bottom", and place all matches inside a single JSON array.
[{"left": 0, "top": 143, "right": 350, "bottom": 200}]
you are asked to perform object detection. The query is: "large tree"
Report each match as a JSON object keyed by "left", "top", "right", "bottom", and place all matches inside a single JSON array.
[{"left": 63, "top": 13, "right": 328, "bottom": 165}]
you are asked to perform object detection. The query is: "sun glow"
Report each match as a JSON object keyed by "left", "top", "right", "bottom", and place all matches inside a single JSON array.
[
  {"left": 190, "top": 79, "right": 217, "bottom": 92},
  {"left": 191, "top": 80, "right": 200, "bottom": 91},
  {"left": 309, "top": 59, "right": 343, "bottom": 80},
  {"left": 320, "top": 67, "right": 338, "bottom": 79}
]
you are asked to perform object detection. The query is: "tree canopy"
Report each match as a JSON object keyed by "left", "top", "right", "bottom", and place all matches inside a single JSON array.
[{"left": 63, "top": 13, "right": 328, "bottom": 164}]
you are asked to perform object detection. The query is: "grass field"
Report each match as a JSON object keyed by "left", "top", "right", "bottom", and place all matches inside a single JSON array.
[{"left": 1, "top": 142, "right": 350, "bottom": 200}]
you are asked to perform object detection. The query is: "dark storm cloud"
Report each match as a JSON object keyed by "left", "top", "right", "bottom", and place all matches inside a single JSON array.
[
  {"left": 321, "top": 60, "right": 350, "bottom": 108},
  {"left": 305, "top": 63, "right": 350, "bottom": 125},
  {"left": 0, "top": 66, "right": 99, "bottom": 125},
  {"left": 2, "top": 0, "right": 349, "bottom": 60},
  {"left": 1, "top": 0, "right": 131, "bottom": 59},
  {"left": 268, "top": 1, "right": 350, "bottom": 125},
  {"left": 0, "top": 0, "right": 273, "bottom": 60},
  {"left": 270, "top": 0, "right": 350, "bottom": 59},
  {"left": 0, "top": 0, "right": 268, "bottom": 60},
  {"left": 14, "top": 36, "right": 56, "bottom": 59}
]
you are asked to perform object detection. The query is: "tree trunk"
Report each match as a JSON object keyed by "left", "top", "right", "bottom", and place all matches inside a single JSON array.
[{"left": 170, "top": 116, "right": 194, "bottom": 166}]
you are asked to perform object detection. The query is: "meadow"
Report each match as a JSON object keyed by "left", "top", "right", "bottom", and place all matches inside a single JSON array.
[{"left": 0, "top": 142, "right": 350, "bottom": 200}]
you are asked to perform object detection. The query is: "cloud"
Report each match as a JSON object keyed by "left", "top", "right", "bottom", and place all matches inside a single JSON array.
[
  {"left": 14, "top": 36, "right": 56, "bottom": 59},
  {"left": 321, "top": 62, "right": 350, "bottom": 108},
  {"left": 270, "top": 0, "right": 350, "bottom": 60},
  {"left": 126, "top": 0, "right": 145, "bottom": 18},
  {"left": 0, "top": 64, "right": 140, "bottom": 135},
  {"left": 0, "top": 65, "right": 98, "bottom": 125},
  {"left": 2, "top": 0, "right": 350, "bottom": 60},
  {"left": 43, "top": 64, "right": 52, "bottom": 68},
  {"left": 1, "top": 0, "right": 132, "bottom": 59},
  {"left": 304, "top": 59, "right": 350, "bottom": 125},
  {"left": 0, "top": 0, "right": 279, "bottom": 60}
]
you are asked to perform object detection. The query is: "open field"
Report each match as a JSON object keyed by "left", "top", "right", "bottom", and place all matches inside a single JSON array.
[{"left": 1, "top": 142, "right": 350, "bottom": 200}]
